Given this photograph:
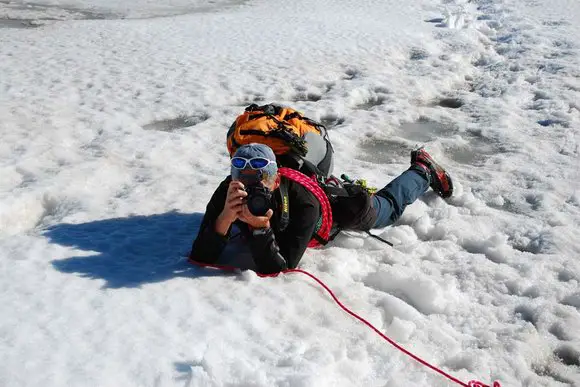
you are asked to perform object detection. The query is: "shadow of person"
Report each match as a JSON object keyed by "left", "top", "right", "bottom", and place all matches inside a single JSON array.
[{"left": 46, "top": 211, "right": 230, "bottom": 289}]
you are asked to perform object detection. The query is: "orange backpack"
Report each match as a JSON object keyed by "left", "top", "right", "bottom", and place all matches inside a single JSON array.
[{"left": 226, "top": 104, "right": 334, "bottom": 178}]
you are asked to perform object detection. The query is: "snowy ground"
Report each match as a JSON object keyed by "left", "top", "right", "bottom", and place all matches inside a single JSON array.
[{"left": 1, "top": 0, "right": 580, "bottom": 386}]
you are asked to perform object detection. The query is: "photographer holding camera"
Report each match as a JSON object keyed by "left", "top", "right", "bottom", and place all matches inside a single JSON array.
[
  {"left": 190, "top": 143, "right": 319, "bottom": 273},
  {"left": 189, "top": 142, "right": 453, "bottom": 275}
]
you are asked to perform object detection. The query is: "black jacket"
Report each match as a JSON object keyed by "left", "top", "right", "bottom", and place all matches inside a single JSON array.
[{"left": 189, "top": 176, "right": 320, "bottom": 274}]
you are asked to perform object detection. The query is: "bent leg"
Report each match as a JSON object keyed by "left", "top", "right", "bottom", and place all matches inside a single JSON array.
[{"left": 371, "top": 168, "right": 429, "bottom": 229}]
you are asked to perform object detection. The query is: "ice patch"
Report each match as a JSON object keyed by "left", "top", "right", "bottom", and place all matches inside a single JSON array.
[
  {"left": 142, "top": 113, "right": 210, "bottom": 132},
  {"left": 0, "top": 0, "right": 248, "bottom": 20},
  {"left": 399, "top": 119, "right": 454, "bottom": 142},
  {"left": 437, "top": 97, "right": 464, "bottom": 108},
  {"left": 0, "top": 19, "right": 41, "bottom": 29},
  {"left": 357, "top": 137, "right": 410, "bottom": 165}
]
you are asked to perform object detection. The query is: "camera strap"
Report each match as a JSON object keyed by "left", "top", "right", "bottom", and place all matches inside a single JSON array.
[{"left": 278, "top": 178, "right": 290, "bottom": 232}]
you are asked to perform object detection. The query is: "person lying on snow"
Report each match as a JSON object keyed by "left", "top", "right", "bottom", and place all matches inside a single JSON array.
[{"left": 189, "top": 142, "right": 453, "bottom": 275}]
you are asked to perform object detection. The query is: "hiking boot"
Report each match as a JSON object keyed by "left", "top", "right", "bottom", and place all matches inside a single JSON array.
[{"left": 410, "top": 147, "right": 453, "bottom": 198}]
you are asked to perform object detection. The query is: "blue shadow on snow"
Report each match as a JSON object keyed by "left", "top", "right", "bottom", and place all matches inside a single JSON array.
[{"left": 46, "top": 211, "right": 229, "bottom": 288}]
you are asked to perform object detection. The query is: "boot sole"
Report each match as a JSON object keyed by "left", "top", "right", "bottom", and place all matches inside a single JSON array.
[{"left": 435, "top": 171, "right": 453, "bottom": 198}]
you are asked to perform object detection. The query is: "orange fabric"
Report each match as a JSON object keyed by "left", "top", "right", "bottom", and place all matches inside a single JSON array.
[{"left": 227, "top": 107, "right": 322, "bottom": 156}]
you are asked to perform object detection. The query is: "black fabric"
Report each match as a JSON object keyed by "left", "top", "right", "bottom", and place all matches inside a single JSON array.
[
  {"left": 277, "top": 178, "right": 290, "bottom": 232},
  {"left": 189, "top": 177, "right": 233, "bottom": 264},
  {"left": 249, "top": 228, "right": 288, "bottom": 273},
  {"left": 330, "top": 184, "right": 377, "bottom": 231},
  {"left": 238, "top": 129, "right": 274, "bottom": 136},
  {"left": 283, "top": 111, "right": 301, "bottom": 120},
  {"left": 189, "top": 176, "right": 320, "bottom": 274},
  {"left": 277, "top": 154, "right": 303, "bottom": 173}
]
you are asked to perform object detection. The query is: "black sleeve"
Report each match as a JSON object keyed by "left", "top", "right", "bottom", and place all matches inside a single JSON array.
[
  {"left": 188, "top": 177, "right": 232, "bottom": 264},
  {"left": 250, "top": 183, "right": 320, "bottom": 273},
  {"left": 249, "top": 228, "right": 288, "bottom": 274}
]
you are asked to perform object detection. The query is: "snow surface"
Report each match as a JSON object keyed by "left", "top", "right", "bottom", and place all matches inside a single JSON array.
[{"left": 1, "top": 0, "right": 580, "bottom": 385}]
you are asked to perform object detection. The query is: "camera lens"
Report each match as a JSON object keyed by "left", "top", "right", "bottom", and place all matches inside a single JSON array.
[
  {"left": 248, "top": 195, "right": 269, "bottom": 216},
  {"left": 245, "top": 184, "right": 272, "bottom": 216}
]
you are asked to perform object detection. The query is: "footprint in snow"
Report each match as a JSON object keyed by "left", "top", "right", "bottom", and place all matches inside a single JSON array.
[{"left": 553, "top": 345, "right": 580, "bottom": 367}]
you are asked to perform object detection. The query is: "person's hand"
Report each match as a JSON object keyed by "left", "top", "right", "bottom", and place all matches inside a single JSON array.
[
  {"left": 239, "top": 205, "right": 273, "bottom": 230},
  {"left": 218, "top": 180, "right": 247, "bottom": 225}
]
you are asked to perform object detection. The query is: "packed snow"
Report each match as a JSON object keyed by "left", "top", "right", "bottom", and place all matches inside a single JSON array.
[{"left": 1, "top": 0, "right": 579, "bottom": 386}]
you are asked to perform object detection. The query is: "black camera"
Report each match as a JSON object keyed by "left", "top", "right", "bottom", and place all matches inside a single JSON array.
[{"left": 245, "top": 183, "right": 272, "bottom": 216}]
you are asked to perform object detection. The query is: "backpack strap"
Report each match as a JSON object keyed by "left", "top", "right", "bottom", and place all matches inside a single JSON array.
[
  {"left": 278, "top": 167, "right": 333, "bottom": 247},
  {"left": 245, "top": 103, "right": 281, "bottom": 115}
]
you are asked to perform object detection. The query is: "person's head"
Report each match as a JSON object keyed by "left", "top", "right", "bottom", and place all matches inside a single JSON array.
[{"left": 230, "top": 143, "right": 280, "bottom": 190}]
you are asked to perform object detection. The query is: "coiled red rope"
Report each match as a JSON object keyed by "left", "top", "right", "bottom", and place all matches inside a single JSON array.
[
  {"left": 189, "top": 260, "right": 501, "bottom": 387},
  {"left": 278, "top": 167, "right": 332, "bottom": 248}
]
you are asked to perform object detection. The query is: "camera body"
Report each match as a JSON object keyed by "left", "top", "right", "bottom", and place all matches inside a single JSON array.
[{"left": 245, "top": 183, "right": 272, "bottom": 216}]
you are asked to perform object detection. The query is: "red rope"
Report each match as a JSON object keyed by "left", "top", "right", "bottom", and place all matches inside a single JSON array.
[
  {"left": 190, "top": 260, "right": 500, "bottom": 387},
  {"left": 278, "top": 167, "right": 333, "bottom": 248},
  {"left": 283, "top": 269, "right": 500, "bottom": 387}
]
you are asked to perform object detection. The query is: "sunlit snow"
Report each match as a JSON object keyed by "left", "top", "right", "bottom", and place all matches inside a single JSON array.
[{"left": 1, "top": 0, "right": 579, "bottom": 385}]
